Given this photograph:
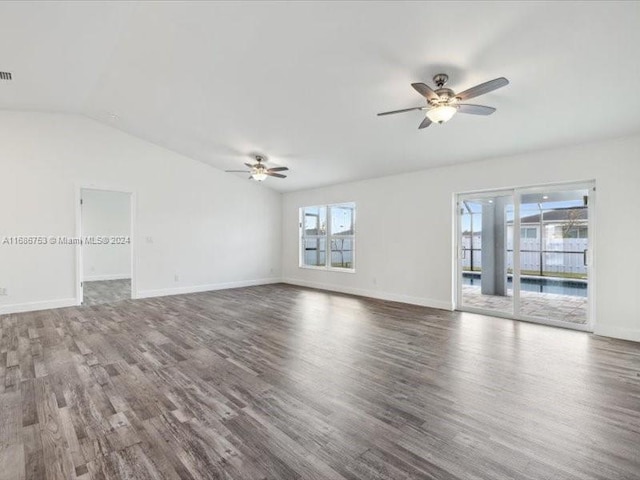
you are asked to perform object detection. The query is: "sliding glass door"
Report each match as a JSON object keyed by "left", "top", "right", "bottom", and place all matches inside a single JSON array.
[{"left": 457, "top": 182, "right": 593, "bottom": 330}]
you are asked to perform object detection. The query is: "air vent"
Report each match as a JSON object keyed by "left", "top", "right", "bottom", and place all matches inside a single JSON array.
[{"left": 0, "top": 72, "right": 12, "bottom": 81}]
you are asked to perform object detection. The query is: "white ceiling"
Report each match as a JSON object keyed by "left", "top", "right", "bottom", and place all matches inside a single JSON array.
[{"left": 1, "top": 1, "right": 639, "bottom": 192}]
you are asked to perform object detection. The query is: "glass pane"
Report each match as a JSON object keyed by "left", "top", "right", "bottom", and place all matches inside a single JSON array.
[
  {"left": 330, "top": 204, "right": 355, "bottom": 236},
  {"left": 302, "top": 237, "right": 326, "bottom": 267},
  {"left": 330, "top": 237, "right": 354, "bottom": 269},
  {"left": 303, "top": 206, "right": 326, "bottom": 236},
  {"left": 518, "top": 189, "right": 589, "bottom": 324},
  {"left": 461, "top": 194, "right": 514, "bottom": 314}
]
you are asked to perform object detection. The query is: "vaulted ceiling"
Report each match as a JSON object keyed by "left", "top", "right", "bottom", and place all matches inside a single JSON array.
[{"left": 1, "top": 1, "right": 639, "bottom": 192}]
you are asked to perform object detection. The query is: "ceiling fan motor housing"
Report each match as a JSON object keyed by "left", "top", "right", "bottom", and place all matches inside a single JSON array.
[{"left": 431, "top": 87, "right": 456, "bottom": 106}]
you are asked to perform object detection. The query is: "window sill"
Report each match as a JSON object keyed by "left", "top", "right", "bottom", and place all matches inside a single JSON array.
[{"left": 299, "top": 265, "right": 356, "bottom": 274}]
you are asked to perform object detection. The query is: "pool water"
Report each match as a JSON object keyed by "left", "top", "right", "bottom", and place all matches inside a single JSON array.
[{"left": 462, "top": 273, "right": 587, "bottom": 297}]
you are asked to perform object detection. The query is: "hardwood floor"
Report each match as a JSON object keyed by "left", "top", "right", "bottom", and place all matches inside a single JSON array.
[
  {"left": 1, "top": 283, "right": 639, "bottom": 479},
  {"left": 83, "top": 280, "right": 131, "bottom": 306}
]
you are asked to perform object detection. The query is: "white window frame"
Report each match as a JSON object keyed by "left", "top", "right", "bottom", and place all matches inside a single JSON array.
[{"left": 299, "top": 202, "right": 356, "bottom": 273}]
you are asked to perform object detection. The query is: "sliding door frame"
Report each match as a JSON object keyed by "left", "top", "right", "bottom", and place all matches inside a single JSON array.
[{"left": 454, "top": 180, "right": 595, "bottom": 332}]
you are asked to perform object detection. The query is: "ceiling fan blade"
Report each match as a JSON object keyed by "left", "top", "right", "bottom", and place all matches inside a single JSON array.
[
  {"left": 267, "top": 166, "right": 289, "bottom": 172},
  {"left": 244, "top": 162, "right": 254, "bottom": 168},
  {"left": 418, "top": 117, "right": 432, "bottom": 129},
  {"left": 225, "top": 170, "right": 251, "bottom": 173},
  {"left": 267, "top": 172, "right": 287, "bottom": 178},
  {"left": 411, "top": 83, "right": 439, "bottom": 101},
  {"left": 457, "top": 104, "right": 496, "bottom": 115},
  {"left": 377, "top": 106, "right": 424, "bottom": 116},
  {"left": 456, "top": 77, "right": 509, "bottom": 101}
]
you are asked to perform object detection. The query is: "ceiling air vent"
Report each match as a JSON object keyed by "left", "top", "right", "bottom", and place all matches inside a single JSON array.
[{"left": 0, "top": 72, "right": 12, "bottom": 81}]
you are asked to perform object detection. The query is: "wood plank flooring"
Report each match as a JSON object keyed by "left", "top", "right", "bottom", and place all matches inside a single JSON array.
[
  {"left": 83, "top": 280, "right": 131, "bottom": 306},
  {"left": 1, "top": 283, "right": 639, "bottom": 479}
]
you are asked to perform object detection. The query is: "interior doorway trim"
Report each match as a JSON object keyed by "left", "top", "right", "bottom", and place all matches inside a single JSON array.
[
  {"left": 75, "top": 184, "right": 137, "bottom": 305},
  {"left": 454, "top": 180, "right": 596, "bottom": 332}
]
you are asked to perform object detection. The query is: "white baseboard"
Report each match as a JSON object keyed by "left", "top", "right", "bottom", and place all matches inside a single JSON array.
[
  {"left": 0, "top": 278, "right": 280, "bottom": 315},
  {"left": 84, "top": 274, "right": 131, "bottom": 282},
  {"left": 2, "top": 282, "right": 635, "bottom": 343},
  {"left": 593, "top": 324, "right": 640, "bottom": 343},
  {"left": 137, "top": 277, "right": 282, "bottom": 299},
  {"left": 0, "top": 298, "right": 78, "bottom": 315},
  {"left": 282, "top": 278, "right": 453, "bottom": 311}
]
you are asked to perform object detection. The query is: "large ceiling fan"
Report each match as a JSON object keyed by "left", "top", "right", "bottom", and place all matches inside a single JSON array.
[
  {"left": 225, "top": 155, "right": 289, "bottom": 181},
  {"left": 378, "top": 74, "right": 509, "bottom": 129}
]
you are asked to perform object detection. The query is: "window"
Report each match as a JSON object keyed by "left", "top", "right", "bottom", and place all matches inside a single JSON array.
[
  {"left": 520, "top": 227, "right": 537, "bottom": 239},
  {"left": 563, "top": 226, "right": 588, "bottom": 239},
  {"left": 301, "top": 206, "right": 327, "bottom": 267},
  {"left": 300, "top": 203, "right": 355, "bottom": 271}
]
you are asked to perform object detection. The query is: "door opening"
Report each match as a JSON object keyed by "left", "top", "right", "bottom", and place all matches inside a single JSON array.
[{"left": 78, "top": 188, "right": 134, "bottom": 306}]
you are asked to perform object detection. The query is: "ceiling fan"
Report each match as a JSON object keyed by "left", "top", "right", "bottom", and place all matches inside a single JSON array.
[
  {"left": 225, "top": 155, "right": 289, "bottom": 181},
  {"left": 378, "top": 73, "right": 509, "bottom": 129}
]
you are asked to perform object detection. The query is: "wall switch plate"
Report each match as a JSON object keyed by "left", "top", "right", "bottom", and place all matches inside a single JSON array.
[{"left": 0, "top": 287, "right": 7, "bottom": 296}]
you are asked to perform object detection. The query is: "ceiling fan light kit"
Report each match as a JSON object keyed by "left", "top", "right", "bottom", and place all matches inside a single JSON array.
[
  {"left": 252, "top": 169, "right": 268, "bottom": 182},
  {"left": 426, "top": 105, "right": 457, "bottom": 124},
  {"left": 378, "top": 73, "right": 509, "bottom": 130}
]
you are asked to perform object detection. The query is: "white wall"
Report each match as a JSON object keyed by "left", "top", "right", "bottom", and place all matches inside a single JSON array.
[
  {"left": 282, "top": 134, "right": 640, "bottom": 342},
  {"left": 0, "top": 111, "right": 282, "bottom": 313},
  {"left": 82, "top": 189, "right": 131, "bottom": 281},
  {"left": 3, "top": 110, "right": 639, "bottom": 343}
]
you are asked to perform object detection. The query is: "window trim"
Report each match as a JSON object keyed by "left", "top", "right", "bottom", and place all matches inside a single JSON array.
[{"left": 299, "top": 202, "right": 356, "bottom": 273}]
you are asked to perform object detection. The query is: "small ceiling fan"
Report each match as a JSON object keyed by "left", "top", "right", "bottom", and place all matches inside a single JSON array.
[
  {"left": 378, "top": 73, "right": 509, "bottom": 129},
  {"left": 225, "top": 155, "right": 289, "bottom": 181}
]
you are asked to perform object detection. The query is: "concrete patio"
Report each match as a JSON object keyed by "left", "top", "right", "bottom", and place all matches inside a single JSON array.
[{"left": 462, "top": 285, "right": 588, "bottom": 324}]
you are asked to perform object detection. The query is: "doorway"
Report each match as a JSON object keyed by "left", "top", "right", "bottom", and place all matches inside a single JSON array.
[
  {"left": 456, "top": 182, "right": 594, "bottom": 331},
  {"left": 78, "top": 188, "right": 134, "bottom": 306}
]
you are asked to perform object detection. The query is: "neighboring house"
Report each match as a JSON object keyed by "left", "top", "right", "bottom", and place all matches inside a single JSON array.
[
  {"left": 514, "top": 208, "right": 588, "bottom": 241},
  {"left": 462, "top": 208, "right": 588, "bottom": 277}
]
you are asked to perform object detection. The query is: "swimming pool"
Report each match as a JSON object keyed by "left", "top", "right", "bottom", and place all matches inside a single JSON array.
[{"left": 462, "top": 272, "right": 587, "bottom": 297}]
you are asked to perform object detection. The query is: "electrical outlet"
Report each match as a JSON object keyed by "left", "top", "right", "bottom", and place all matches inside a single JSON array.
[{"left": 146, "top": 236, "right": 154, "bottom": 244}]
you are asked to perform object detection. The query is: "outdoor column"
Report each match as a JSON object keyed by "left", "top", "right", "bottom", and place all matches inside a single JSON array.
[{"left": 481, "top": 197, "right": 507, "bottom": 296}]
